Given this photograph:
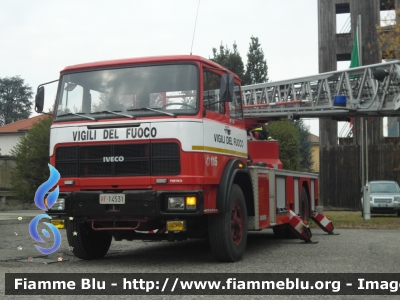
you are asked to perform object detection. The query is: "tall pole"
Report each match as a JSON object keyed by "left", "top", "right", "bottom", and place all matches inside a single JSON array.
[
  {"left": 364, "top": 116, "right": 371, "bottom": 220},
  {"left": 366, "top": 119, "right": 368, "bottom": 184},
  {"left": 358, "top": 15, "right": 362, "bottom": 68},
  {"left": 359, "top": 14, "right": 364, "bottom": 192},
  {"left": 358, "top": 14, "right": 370, "bottom": 221},
  {"left": 360, "top": 14, "right": 364, "bottom": 192},
  {"left": 359, "top": 14, "right": 367, "bottom": 185}
]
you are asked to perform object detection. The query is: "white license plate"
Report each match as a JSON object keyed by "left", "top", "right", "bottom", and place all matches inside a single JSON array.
[{"left": 99, "top": 194, "right": 125, "bottom": 204}]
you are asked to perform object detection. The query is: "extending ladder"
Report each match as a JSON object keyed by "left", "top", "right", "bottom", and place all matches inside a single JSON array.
[{"left": 242, "top": 60, "right": 400, "bottom": 120}]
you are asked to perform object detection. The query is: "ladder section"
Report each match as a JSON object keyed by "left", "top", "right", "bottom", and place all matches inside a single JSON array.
[{"left": 242, "top": 61, "right": 400, "bottom": 119}]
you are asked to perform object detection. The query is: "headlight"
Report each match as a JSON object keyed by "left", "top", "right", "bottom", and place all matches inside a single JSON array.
[
  {"left": 167, "top": 196, "right": 197, "bottom": 211},
  {"left": 395, "top": 196, "right": 400, "bottom": 202},
  {"left": 48, "top": 198, "right": 65, "bottom": 211},
  {"left": 168, "top": 197, "right": 185, "bottom": 210}
]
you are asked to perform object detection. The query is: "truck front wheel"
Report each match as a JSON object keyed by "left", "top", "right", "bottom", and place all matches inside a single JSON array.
[
  {"left": 67, "top": 219, "right": 112, "bottom": 260},
  {"left": 208, "top": 184, "right": 248, "bottom": 262}
]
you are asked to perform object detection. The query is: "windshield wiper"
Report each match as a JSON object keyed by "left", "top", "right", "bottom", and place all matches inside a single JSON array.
[
  {"left": 127, "top": 107, "right": 176, "bottom": 118},
  {"left": 57, "top": 112, "right": 96, "bottom": 121},
  {"left": 204, "top": 99, "right": 224, "bottom": 109},
  {"left": 91, "top": 110, "right": 136, "bottom": 119}
]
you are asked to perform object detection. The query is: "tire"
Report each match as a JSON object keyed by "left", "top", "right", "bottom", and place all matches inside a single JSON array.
[
  {"left": 208, "top": 184, "right": 248, "bottom": 262},
  {"left": 299, "top": 187, "right": 310, "bottom": 222},
  {"left": 273, "top": 225, "right": 292, "bottom": 239},
  {"left": 397, "top": 211, "right": 400, "bottom": 217},
  {"left": 67, "top": 218, "right": 112, "bottom": 260}
]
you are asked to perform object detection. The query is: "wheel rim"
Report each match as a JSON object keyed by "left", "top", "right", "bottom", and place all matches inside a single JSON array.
[{"left": 231, "top": 201, "right": 244, "bottom": 245}]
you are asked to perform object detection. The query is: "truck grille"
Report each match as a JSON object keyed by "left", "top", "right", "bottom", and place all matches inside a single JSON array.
[{"left": 55, "top": 143, "right": 180, "bottom": 177}]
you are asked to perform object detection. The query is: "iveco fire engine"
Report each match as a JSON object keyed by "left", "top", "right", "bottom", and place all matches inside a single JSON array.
[{"left": 35, "top": 55, "right": 400, "bottom": 262}]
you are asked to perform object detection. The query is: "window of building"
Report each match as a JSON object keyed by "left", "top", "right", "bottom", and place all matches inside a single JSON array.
[{"left": 336, "top": 3, "right": 351, "bottom": 34}]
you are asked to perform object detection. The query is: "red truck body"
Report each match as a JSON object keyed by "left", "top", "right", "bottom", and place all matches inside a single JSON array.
[{"left": 37, "top": 55, "right": 331, "bottom": 262}]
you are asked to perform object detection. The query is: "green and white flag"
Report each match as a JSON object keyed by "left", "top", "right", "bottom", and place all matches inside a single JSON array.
[{"left": 349, "top": 24, "right": 360, "bottom": 68}]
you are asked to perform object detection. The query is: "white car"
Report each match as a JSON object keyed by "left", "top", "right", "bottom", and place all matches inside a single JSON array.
[{"left": 361, "top": 181, "right": 400, "bottom": 216}]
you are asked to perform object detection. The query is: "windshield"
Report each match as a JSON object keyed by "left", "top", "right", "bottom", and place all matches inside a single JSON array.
[
  {"left": 370, "top": 182, "right": 400, "bottom": 193},
  {"left": 55, "top": 64, "right": 198, "bottom": 121}
]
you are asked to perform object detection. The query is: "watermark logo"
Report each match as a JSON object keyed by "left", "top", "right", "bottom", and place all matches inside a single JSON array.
[{"left": 28, "top": 164, "right": 62, "bottom": 255}]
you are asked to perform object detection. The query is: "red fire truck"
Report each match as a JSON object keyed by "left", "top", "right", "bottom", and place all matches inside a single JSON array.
[{"left": 36, "top": 55, "right": 400, "bottom": 262}]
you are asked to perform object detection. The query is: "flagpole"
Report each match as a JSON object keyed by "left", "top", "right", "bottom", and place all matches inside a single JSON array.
[
  {"left": 358, "top": 15, "right": 362, "bottom": 66},
  {"left": 357, "top": 15, "right": 364, "bottom": 194},
  {"left": 356, "top": 14, "right": 370, "bottom": 221},
  {"left": 359, "top": 15, "right": 368, "bottom": 186}
]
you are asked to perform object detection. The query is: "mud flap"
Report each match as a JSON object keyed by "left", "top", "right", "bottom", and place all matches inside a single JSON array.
[
  {"left": 287, "top": 210, "right": 313, "bottom": 243},
  {"left": 310, "top": 212, "right": 337, "bottom": 235}
]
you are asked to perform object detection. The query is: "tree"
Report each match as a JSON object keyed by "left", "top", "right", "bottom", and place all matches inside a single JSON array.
[
  {"left": 294, "top": 119, "right": 313, "bottom": 172},
  {"left": 10, "top": 115, "right": 52, "bottom": 202},
  {"left": 267, "top": 119, "right": 300, "bottom": 171},
  {"left": 0, "top": 76, "right": 33, "bottom": 126},
  {"left": 377, "top": 8, "right": 400, "bottom": 59},
  {"left": 211, "top": 42, "right": 246, "bottom": 83},
  {"left": 244, "top": 36, "right": 269, "bottom": 84}
]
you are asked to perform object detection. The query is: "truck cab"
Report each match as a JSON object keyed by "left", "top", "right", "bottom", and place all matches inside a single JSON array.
[{"left": 36, "top": 56, "right": 253, "bottom": 261}]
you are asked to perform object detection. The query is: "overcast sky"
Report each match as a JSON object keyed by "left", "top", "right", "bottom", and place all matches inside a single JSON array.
[{"left": 1, "top": 0, "right": 323, "bottom": 134}]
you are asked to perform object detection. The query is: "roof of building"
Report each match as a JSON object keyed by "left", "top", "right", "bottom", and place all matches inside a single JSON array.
[
  {"left": 0, "top": 115, "right": 48, "bottom": 133},
  {"left": 309, "top": 133, "right": 320, "bottom": 144}
]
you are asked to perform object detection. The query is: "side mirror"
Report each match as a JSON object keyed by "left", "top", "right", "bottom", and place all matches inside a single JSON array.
[
  {"left": 35, "top": 86, "right": 44, "bottom": 113},
  {"left": 220, "top": 74, "right": 234, "bottom": 102}
]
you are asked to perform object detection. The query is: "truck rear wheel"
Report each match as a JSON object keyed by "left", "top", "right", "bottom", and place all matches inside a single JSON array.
[
  {"left": 299, "top": 187, "right": 310, "bottom": 222},
  {"left": 208, "top": 184, "right": 248, "bottom": 262},
  {"left": 67, "top": 219, "right": 112, "bottom": 260}
]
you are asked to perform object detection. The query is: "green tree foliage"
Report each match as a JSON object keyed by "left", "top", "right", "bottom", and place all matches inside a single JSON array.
[
  {"left": 267, "top": 120, "right": 300, "bottom": 171},
  {"left": 244, "top": 36, "right": 269, "bottom": 84},
  {"left": 10, "top": 115, "right": 52, "bottom": 202},
  {"left": 210, "top": 37, "right": 268, "bottom": 85},
  {"left": 211, "top": 42, "right": 246, "bottom": 83},
  {"left": 377, "top": 8, "right": 400, "bottom": 59},
  {"left": 0, "top": 76, "right": 33, "bottom": 126},
  {"left": 294, "top": 119, "right": 313, "bottom": 171}
]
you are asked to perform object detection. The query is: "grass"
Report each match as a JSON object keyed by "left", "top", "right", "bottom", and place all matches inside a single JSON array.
[{"left": 310, "top": 210, "right": 400, "bottom": 229}]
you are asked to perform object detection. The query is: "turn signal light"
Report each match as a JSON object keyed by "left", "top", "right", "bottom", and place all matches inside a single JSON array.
[{"left": 186, "top": 196, "right": 197, "bottom": 210}]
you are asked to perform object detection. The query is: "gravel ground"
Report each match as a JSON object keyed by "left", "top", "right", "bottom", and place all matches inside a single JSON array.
[{"left": 1, "top": 219, "right": 399, "bottom": 299}]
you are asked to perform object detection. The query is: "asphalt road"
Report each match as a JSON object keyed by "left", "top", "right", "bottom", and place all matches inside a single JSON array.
[{"left": 0, "top": 218, "right": 399, "bottom": 300}]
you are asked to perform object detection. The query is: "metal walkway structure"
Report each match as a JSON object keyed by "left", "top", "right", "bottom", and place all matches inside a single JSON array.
[{"left": 242, "top": 60, "right": 400, "bottom": 120}]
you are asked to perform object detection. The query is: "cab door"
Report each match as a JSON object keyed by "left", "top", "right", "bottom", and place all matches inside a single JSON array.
[{"left": 202, "top": 69, "right": 247, "bottom": 184}]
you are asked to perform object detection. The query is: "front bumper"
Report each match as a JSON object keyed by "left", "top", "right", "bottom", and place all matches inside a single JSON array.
[
  {"left": 46, "top": 190, "right": 204, "bottom": 218},
  {"left": 370, "top": 199, "right": 400, "bottom": 212}
]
